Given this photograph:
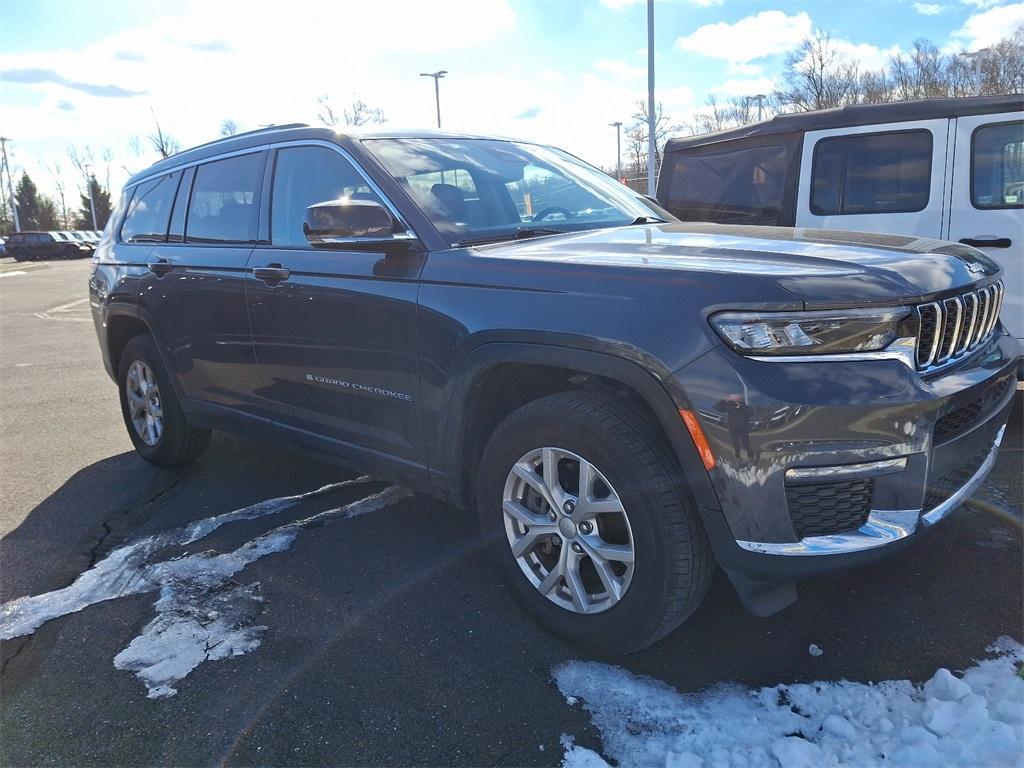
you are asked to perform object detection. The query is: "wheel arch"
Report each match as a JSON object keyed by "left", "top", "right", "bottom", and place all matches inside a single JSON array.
[{"left": 441, "top": 342, "right": 721, "bottom": 518}]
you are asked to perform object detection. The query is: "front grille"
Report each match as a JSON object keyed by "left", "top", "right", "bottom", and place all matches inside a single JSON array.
[
  {"left": 923, "top": 448, "right": 989, "bottom": 511},
  {"left": 915, "top": 281, "right": 1003, "bottom": 369},
  {"left": 786, "top": 478, "right": 874, "bottom": 539},
  {"left": 933, "top": 376, "right": 1013, "bottom": 444}
]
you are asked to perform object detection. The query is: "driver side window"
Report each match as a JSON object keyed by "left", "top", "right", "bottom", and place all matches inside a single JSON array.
[{"left": 270, "top": 146, "right": 383, "bottom": 248}]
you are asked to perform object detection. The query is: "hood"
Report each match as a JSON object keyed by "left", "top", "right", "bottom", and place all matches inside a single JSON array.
[{"left": 474, "top": 222, "right": 1000, "bottom": 308}]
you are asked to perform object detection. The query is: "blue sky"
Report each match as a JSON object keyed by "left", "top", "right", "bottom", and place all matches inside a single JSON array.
[{"left": 1, "top": 0, "right": 1021, "bottom": 199}]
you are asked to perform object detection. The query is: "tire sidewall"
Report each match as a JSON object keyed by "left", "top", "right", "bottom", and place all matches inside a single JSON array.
[{"left": 477, "top": 407, "right": 686, "bottom": 653}]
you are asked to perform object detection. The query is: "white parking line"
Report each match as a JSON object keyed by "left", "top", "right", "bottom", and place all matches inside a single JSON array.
[{"left": 0, "top": 270, "right": 26, "bottom": 278}]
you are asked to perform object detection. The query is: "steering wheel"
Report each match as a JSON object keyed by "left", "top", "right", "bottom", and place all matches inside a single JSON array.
[{"left": 532, "top": 205, "right": 573, "bottom": 222}]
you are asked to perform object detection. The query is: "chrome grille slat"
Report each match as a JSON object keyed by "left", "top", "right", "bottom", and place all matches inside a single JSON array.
[{"left": 914, "top": 280, "right": 1003, "bottom": 372}]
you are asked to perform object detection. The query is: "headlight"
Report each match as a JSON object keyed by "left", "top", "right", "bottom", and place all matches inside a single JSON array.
[{"left": 709, "top": 307, "right": 911, "bottom": 356}]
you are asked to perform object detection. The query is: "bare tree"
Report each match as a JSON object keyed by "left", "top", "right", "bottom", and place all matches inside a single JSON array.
[
  {"left": 624, "top": 100, "right": 681, "bottom": 184},
  {"left": 689, "top": 94, "right": 776, "bottom": 135},
  {"left": 148, "top": 109, "right": 180, "bottom": 159},
  {"left": 220, "top": 119, "right": 239, "bottom": 137},
  {"left": 47, "top": 161, "right": 70, "bottom": 229},
  {"left": 775, "top": 30, "right": 861, "bottom": 112},
  {"left": 316, "top": 95, "right": 386, "bottom": 128},
  {"left": 890, "top": 40, "right": 948, "bottom": 101}
]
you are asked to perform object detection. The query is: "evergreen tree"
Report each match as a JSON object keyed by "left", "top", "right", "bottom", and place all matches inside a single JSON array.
[
  {"left": 74, "top": 175, "right": 112, "bottom": 230},
  {"left": 14, "top": 172, "right": 60, "bottom": 231}
]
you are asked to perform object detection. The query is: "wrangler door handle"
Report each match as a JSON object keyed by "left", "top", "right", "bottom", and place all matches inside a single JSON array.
[
  {"left": 253, "top": 264, "right": 291, "bottom": 283},
  {"left": 959, "top": 237, "right": 1012, "bottom": 249},
  {"left": 147, "top": 258, "right": 173, "bottom": 275}
]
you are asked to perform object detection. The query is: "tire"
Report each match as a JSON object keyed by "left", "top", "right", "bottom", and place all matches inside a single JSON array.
[
  {"left": 11, "top": 249, "right": 25, "bottom": 262},
  {"left": 117, "top": 334, "right": 211, "bottom": 466},
  {"left": 476, "top": 390, "right": 714, "bottom": 654}
]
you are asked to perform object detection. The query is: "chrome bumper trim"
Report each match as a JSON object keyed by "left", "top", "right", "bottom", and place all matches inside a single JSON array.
[
  {"left": 921, "top": 424, "right": 1004, "bottom": 526},
  {"left": 785, "top": 456, "right": 907, "bottom": 481},
  {"left": 737, "top": 425, "right": 1004, "bottom": 556}
]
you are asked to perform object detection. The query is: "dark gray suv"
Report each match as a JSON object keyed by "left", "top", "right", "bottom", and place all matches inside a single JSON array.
[{"left": 89, "top": 125, "right": 1019, "bottom": 653}]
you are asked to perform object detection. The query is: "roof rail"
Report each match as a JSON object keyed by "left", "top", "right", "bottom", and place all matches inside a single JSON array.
[{"left": 165, "top": 122, "right": 310, "bottom": 159}]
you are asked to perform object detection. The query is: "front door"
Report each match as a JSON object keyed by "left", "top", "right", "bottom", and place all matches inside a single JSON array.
[
  {"left": 246, "top": 142, "right": 426, "bottom": 474},
  {"left": 946, "top": 114, "right": 1024, "bottom": 344}
]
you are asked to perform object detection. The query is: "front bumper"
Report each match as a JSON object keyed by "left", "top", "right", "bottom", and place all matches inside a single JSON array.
[{"left": 667, "top": 327, "right": 1019, "bottom": 609}]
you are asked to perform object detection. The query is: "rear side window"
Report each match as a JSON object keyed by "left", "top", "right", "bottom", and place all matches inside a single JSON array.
[
  {"left": 971, "top": 121, "right": 1024, "bottom": 209},
  {"left": 663, "top": 144, "right": 790, "bottom": 224},
  {"left": 270, "top": 146, "right": 383, "bottom": 247},
  {"left": 186, "top": 153, "right": 264, "bottom": 243},
  {"left": 811, "top": 130, "right": 932, "bottom": 215},
  {"left": 120, "top": 172, "right": 180, "bottom": 243}
]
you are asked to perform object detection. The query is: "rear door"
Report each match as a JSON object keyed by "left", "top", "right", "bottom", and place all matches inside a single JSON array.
[
  {"left": 138, "top": 151, "right": 269, "bottom": 419},
  {"left": 246, "top": 141, "right": 426, "bottom": 474},
  {"left": 796, "top": 120, "right": 949, "bottom": 238},
  {"left": 946, "top": 114, "right": 1024, "bottom": 344}
]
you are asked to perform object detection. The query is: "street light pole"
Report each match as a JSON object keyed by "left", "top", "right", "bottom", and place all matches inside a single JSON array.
[
  {"left": 609, "top": 122, "right": 622, "bottom": 182},
  {"left": 83, "top": 163, "right": 97, "bottom": 230},
  {"left": 753, "top": 93, "right": 766, "bottom": 121},
  {"left": 0, "top": 136, "right": 20, "bottom": 232},
  {"left": 962, "top": 49, "right": 990, "bottom": 96},
  {"left": 646, "top": 0, "right": 656, "bottom": 196},
  {"left": 419, "top": 70, "right": 448, "bottom": 129}
]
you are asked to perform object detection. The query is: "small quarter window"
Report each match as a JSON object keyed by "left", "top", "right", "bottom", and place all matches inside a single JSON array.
[
  {"left": 186, "top": 153, "right": 264, "bottom": 243},
  {"left": 811, "top": 130, "right": 932, "bottom": 215},
  {"left": 120, "top": 172, "right": 179, "bottom": 243},
  {"left": 971, "top": 121, "right": 1024, "bottom": 210},
  {"left": 270, "top": 146, "right": 384, "bottom": 247}
]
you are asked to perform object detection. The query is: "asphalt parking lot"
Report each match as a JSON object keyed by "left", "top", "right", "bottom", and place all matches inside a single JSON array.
[{"left": 1, "top": 257, "right": 1021, "bottom": 766}]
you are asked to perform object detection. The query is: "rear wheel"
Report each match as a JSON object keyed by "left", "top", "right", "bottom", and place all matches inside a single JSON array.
[
  {"left": 117, "top": 335, "right": 211, "bottom": 466},
  {"left": 476, "top": 391, "right": 713, "bottom": 654}
]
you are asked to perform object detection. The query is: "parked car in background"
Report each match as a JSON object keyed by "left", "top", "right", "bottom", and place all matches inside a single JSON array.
[
  {"left": 657, "top": 95, "right": 1024, "bottom": 354},
  {"left": 89, "top": 124, "right": 1017, "bottom": 653},
  {"left": 6, "top": 231, "right": 93, "bottom": 260},
  {"left": 0, "top": 236, "right": 6, "bottom": 256}
]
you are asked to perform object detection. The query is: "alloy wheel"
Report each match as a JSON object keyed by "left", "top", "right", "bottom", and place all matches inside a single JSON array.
[
  {"left": 125, "top": 359, "right": 163, "bottom": 446},
  {"left": 502, "top": 446, "right": 635, "bottom": 614}
]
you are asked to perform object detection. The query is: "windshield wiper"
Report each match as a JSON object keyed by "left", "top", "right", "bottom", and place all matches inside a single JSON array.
[
  {"left": 454, "top": 226, "right": 567, "bottom": 247},
  {"left": 629, "top": 215, "right": 667, "bottom": 225}
]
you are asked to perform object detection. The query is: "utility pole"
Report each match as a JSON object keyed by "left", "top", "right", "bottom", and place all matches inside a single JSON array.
[
  {"left": 83, "top": 163, "right": 97, "bottom": 230},
  {"left": 0, "top": 137, "right": 20, "bottom": 232},
  {"left": 419, "top": 70, "right": 448, "bottom": 129},
  {"left": 609, "top": 122, "right": 623, "bottom": 183},
  {"left": 646, "top": 0, "right": 656, "bottom": 196}
]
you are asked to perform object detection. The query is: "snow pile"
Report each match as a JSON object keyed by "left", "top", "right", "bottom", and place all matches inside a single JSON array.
[
  {"left": 555, "top": 637, "right": 1024, "bottom": 767},
  {"left": 0, "top": 478, "right": 411, "bottom": 698}
]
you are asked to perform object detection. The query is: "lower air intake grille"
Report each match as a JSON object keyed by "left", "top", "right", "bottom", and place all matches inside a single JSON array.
[
  {"left": 786, "top": 478, "right": 874, "bottom": 539},
  {"left": 923, "top": 448, "right": 989, "bottom": 512},
  {"left": 933, "top": 376, "right": 1013, "bottom": 444}
]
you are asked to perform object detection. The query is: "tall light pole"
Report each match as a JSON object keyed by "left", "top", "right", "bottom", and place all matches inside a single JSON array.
[
  {"left": 962, "top": 49, "right": 991, "bottom": 96},
  {"left": 420, "top": 70, "right": 448, "bottom": 129},
  {"left": 752, "top": 93, "right": 766, "bottom": 121},
  {"left": 83, "top": 163, "right": 97, "bottom": 230},
  {"left": 0, "top": 136, "right": 19, "bottom": 232},
  {"left": 609, "top": 121, "right": 622, "bottom": 183},
  {"left": 646, "top": 0, "right": 656, "bottom": 196}
]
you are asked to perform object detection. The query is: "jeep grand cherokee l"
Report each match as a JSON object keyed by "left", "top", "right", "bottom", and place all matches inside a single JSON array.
[{"left": 89, "top": 125, "right": 1020, "bottom": 653}]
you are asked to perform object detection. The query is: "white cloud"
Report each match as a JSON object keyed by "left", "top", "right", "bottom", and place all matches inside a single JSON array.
[
  {"left": 601, "top": 0, "right": 723, "bottom": 8},
  {"left": 960, "top": 0, "right": 1005, "bottom": 8},
  {"left": 831, "top": 39, "right": 902, "bottom": 72},
  {"left": 709, "top": 77, "right": 777, "bottom": 98},
  {"left": 951, "top": 3, "right": 1024, "bottom": 49},
  {"left": 593, "top": 59, "right": 646, "bottom": 79},
  {"left": 675, "top": 11, "right": 812, "bottom": 64},
  {"left": 913, "top": 2, "right": 945, "bottom": 14}
]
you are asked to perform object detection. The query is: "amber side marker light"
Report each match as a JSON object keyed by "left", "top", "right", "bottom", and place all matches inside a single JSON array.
[{"left": 679, "top": 409, "right": 716, "bottom": 470}]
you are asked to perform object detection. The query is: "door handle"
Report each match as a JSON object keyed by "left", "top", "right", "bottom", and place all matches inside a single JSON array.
[
  {"left": 147, "top": 258, "right": 173, "bottom": 275},
  {"left": 959, "top": 237, "right": 1012, "bottom": 249},
  {"left": 253, "top": 264, "right": 291, "bottom": 283}
]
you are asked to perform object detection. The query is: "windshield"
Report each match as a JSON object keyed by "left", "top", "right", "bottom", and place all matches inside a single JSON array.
[{"left": 363, "top": 137, "right": 669, "bottom": 245}]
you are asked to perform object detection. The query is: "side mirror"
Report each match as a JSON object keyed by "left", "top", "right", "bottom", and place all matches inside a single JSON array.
[{"left": 303, "top": 198, "right": 410, "bottom": 246}]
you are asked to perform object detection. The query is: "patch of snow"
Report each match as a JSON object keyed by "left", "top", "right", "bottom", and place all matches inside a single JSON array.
[
  {"left": 0, "top": 477, "right": 410, "bottom": 699},
  {"left": 808, "top": 643, "right": 824, "bottom": 657},
  {"left": 560, "top": 734, "right": 611, "bottom": 768},
  {"left": 555, "top": 636, "right": 1024, "bottom": 767}
]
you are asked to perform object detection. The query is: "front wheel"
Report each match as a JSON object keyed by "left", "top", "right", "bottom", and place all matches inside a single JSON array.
[
  {"left": 117, "top": 335, "right": 211, "bottom": 466},
  {"left": 476, "top": 391, "right": 714, "bottom": 654}
]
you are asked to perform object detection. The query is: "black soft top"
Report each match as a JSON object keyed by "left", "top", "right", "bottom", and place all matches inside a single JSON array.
[{"left": 665, "top": 94, "right": 1023, "bottom": 152}]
